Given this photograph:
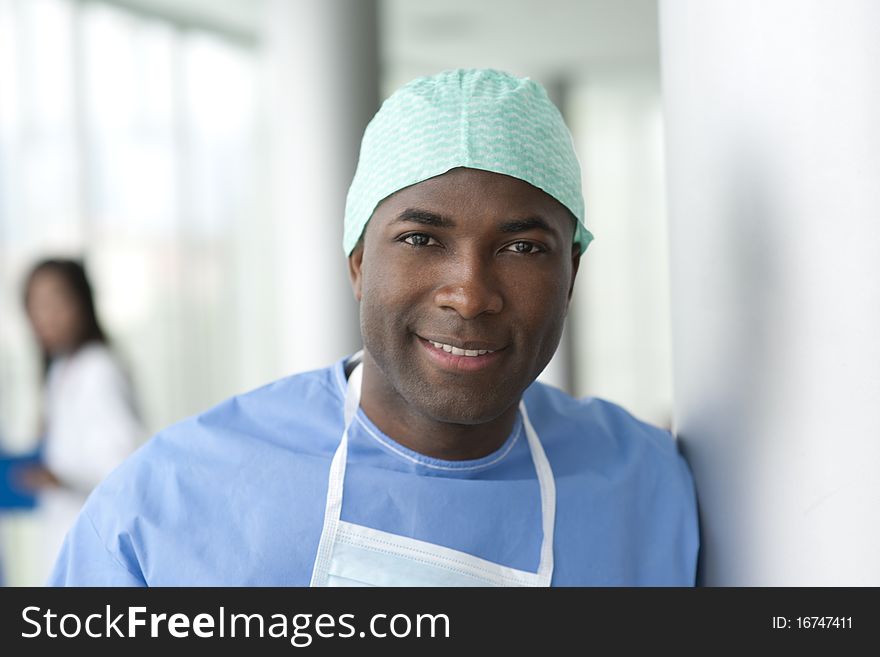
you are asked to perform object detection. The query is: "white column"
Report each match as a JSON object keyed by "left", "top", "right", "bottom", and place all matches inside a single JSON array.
[
  {"left": 661, "top": 0, "right": 880, "bottom": 585},
  {"left": 566, "top": 70, "right": 674, "bottom": 428},
  {"left": 263, "top": 0, "right": 378, "bottom": 375}
]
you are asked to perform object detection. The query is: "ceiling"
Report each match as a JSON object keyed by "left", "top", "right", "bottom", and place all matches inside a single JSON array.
[
  {"left": 98, "top": 0, "right": 266, "bottom": 42},
  {"left": 107, "top": 0, "right": 659, "bottom": 86},
  {"left": 382, "top": 0, "right": 659, "bottom": 90}
]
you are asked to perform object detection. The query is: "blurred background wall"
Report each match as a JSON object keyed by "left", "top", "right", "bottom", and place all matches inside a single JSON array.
[{"left": 0, "top": 0, "right": 670, "bottom": 585}]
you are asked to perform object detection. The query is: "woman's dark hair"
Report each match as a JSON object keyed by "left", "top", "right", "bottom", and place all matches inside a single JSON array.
[{"left": 23, "top": 258, "right": 108, "bottom": 376}]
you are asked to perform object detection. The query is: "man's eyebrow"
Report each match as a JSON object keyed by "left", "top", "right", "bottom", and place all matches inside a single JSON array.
[
  {"left": 499, "top": 216, "right": 559, "bottom": 236},
  {"left": 392, "top": 209, "right": 559, "bottom": 237},
  {"left": 392, "top": 209, "right": 456, "bottom": 228}
]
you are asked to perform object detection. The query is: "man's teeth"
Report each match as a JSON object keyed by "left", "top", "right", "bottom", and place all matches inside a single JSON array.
[{"left": 429, "top": 341, "right": 494, "bottom": 357}]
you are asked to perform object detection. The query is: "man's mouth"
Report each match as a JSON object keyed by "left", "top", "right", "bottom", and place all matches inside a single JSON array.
[
  {"left": 415, "top": 334, "right": 506, "bottom": 372},
  {"left": 416, "top": 333, "right": 505, "bottom": 353},
  {"left": 425, "top": 340, "right": 495, "bottom": 357}
]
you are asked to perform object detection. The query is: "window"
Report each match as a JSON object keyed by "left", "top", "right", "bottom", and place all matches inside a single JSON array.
[{"left": 0, "top": 0, "right": 260, "bottom": 445}]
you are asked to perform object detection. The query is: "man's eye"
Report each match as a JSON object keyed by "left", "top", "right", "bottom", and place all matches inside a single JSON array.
[
  {"left": 504, "top": 241, "right": 543, "bottom": 254},
  {"left": 402, "top": 233, "right": 437, "bottom": 247}
]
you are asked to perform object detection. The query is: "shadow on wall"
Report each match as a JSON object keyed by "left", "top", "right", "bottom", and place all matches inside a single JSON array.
[{"left": 676, "top": 131, "right": 786, "bottom": 586}]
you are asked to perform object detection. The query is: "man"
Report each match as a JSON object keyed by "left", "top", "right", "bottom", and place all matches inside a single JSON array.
[{"left": 49, "top": 69, "right": 698, "bottom": 586}]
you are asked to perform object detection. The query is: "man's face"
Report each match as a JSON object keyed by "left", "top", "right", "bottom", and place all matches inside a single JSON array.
[{"left": 349, "top": 167, "right": 580, "bottom": 426}]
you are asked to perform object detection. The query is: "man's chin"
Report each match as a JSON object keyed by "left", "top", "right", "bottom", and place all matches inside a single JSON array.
[{"left": 415, "top": 394, "right": 513, "bottom": 427}]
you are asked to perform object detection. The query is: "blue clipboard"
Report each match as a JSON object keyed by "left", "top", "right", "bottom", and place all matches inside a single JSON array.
[{"left": 0, "top": 449, "right": 40, "bottom": 510}]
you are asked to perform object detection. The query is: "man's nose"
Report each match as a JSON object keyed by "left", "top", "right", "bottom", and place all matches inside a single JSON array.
[{"left": 432, "top": 255, "right": 503, "bottom": 319}]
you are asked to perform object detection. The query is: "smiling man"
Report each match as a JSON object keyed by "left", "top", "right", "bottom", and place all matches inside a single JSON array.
[{"left": 49, "top": 69, "right": 698, "bottom": 587}]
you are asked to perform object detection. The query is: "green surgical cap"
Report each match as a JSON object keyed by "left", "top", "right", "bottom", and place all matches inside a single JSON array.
[{"left": 343, "top": 68, "right": 593, "bottom": 256}]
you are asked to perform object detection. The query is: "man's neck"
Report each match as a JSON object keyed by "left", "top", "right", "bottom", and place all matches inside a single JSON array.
[{"left": 356, "top": 356, "right": 519, "bottom": 461}]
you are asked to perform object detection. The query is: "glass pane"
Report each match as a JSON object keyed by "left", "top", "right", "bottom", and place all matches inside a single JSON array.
[{"left": 82, "top": 4, "right": 177, "bottom": 237}]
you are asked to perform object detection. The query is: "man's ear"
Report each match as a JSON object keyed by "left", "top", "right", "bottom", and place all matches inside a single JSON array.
[
  {"left": 567, "top": 245, "right": 581, "bottom": 303},
  {"left": 348, "top": 241, "right": 365, "bottom": 302}
]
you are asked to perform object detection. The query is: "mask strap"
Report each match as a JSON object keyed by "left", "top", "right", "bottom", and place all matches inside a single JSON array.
[{"left": 309, "top": 362, "right": 363, "bottom": 586}]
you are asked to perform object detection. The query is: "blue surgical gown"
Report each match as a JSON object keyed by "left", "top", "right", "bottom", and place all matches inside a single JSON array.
[{"left": 47, "top": 355, "right": 699, "bottom": 586}]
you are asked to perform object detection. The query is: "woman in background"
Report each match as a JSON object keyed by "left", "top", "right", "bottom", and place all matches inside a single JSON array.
[{"left": 18, "top": 258, "right": 143, "bottom": 581}]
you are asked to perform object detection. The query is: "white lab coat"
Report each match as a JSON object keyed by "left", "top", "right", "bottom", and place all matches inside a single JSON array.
[{"left": 38, "top": 341, "right": 143, "bottom": 580}]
